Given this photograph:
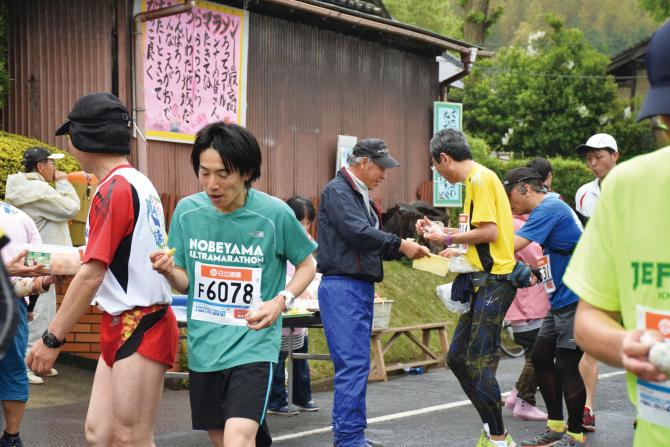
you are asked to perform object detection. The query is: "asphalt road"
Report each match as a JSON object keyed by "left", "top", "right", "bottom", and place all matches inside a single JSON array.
[{"left": 12, "top": 356, "right": 636, "bottom": 446}]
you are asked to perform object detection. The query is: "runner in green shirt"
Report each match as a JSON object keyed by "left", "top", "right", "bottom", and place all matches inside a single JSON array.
[
  {"left": 564, "top": 20, "right": 670, "bottom": 447},
  {"left": 152, "top": 122, "right": 317, "bottom": 447}
]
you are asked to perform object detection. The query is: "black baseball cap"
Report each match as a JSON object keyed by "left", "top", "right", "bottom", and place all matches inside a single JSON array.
[
  {"left": 503, "top": 167, "right": 543, "bottom": 192},
  {"left": 22, "top": 147, "right": 64, "bottom": 172},
  {"left": 638, "top": 21, "right": 670, "bottom": 121},
  {"left": 55, "top": 92, "right": 132, "bottom": 154},
  {"left": 352, "top": 138, "right": 400, "bottom": 169}
]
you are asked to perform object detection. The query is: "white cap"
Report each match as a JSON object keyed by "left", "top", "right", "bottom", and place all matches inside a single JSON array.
[{"left": 576, "top": 133, "right": 618, "bottom": 155}]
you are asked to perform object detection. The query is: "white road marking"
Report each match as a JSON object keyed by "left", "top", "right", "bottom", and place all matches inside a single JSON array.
[{"left": 273, "top": 370, "right": 626, "bottom": 442}]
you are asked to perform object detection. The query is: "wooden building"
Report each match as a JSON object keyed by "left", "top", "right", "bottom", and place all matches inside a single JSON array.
[
  {"left": 3, "top": 0, "right": 487, "bottom": 210},
  {"left": 2, "top": 0, "right": 486, "bottom": 362}
]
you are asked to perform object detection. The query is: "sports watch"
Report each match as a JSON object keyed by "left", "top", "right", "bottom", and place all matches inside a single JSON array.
[
  {"left": 42, "top": 329, "right": 66, "bottom": 348},
  {"left": 278, "top": 289, "right": 296, "bottom": 310}
]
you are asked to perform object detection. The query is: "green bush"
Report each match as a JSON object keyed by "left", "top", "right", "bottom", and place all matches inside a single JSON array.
[{"left": 0, "top": 131, "right": 79, "bottom": 199}]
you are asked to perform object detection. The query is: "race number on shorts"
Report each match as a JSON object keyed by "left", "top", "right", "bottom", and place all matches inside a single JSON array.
[
  {"left": 636, "top": 306, "right": 670, "bottom": 428},
  {"left": 192, "top": 262, "right": 262, "bottom": 327},
  {"left": 537, "top": 255, "right": 556, "bottom": 294}
]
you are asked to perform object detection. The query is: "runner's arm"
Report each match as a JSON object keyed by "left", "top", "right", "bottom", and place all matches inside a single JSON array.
[
  {"left": 452, "top": 221, "right": 498, "bottom": 245},
  {"left": 27, "top": 260, "right": 106, "bottom": 374},
  {"left": 513, "top": 235, "right": 532, "bottom": 252},
  {"left": 575, "top": 300, "right": 667, "bottom": 382}
]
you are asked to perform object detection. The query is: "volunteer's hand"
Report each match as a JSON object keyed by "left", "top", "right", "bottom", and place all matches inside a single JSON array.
[
  {"left": 415, "top": 216, "right": 434, "bottom": 237},
  {"left": 28, "top": 312, "right": 34, "bottom": 322},
  {"left": 424, "top": 229, "right": 451, "bottom": 244},
  {"left": 54, "top": 170, "right": 68, "bottom": 181},
  {"left": 5, "top": 250, "right": 43, "bottom": 277},
  {"left": 246, "top": 297, "right": 284, "bottom": 330},
  {"left": 400, "top": 240, "right": 431, "bottom": 260},
  {"left": 621, "top": 328, "right": 668, "bottom": 382},
  {"left": 438, "top": 248, "right": 460, "bottom": 258},
  {"left": 150, "top": 248, "right": 174, "bottom": 276},
  {"left": 27, "top": 339, "right": 61, "bottom": 376}
]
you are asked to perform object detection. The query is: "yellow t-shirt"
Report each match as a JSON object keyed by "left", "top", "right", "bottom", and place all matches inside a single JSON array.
[
  {"left": 564, "top": 147, "right": 670, "bottom": 446},
  {"left": 462, "top": 163, "right": 515, "bottom": 275}
]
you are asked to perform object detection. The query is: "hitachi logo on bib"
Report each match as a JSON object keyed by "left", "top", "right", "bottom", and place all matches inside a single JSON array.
[{"left": 189, "top": 239, "right": 264, "bottom": 257}]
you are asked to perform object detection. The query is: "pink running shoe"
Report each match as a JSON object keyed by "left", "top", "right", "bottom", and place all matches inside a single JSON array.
[
  {"left": 513, "top": 399, "right": 548, "bottom": 421},
  {"left": 504, "top": 388, "right": 518, "bottom": 411}
]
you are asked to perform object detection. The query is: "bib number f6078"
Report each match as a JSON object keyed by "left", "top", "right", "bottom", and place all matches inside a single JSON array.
[{"left": 192, "top": 262, "right": 262, "bottom": 326}]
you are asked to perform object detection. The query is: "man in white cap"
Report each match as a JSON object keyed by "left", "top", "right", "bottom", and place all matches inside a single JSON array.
[
  {"left": 574, "top": 133, "right": 619, "bottom": 224},
  {"left": 572, "top": 133, "right": 620, "bottom": 431},
  {"left": 5, "top": 147, "right": 80, "bottom": 384},
  {"left": 565, "top": 19, "right": 670, "bottom": 446}
]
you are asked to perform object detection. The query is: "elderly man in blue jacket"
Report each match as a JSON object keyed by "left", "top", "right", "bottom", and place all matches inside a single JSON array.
[{"left": 317, "top": 139, "right": 430, "bottom": 447}]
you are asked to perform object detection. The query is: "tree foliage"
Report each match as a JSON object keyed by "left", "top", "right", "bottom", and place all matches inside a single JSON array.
[
  {"left": 460, "top": 0, "right": 503, "bottom": 44},
  {"left": 488, "top": 0, "right": 661, "bottom": 55},
  {"left": 459, "top": 19, "right": 656, "bottom": 159},
  {"left": 384, "top": 0, "right": 463, "bottom": 39},
  {"left": 638, "top": 0, "right": 670, "bottom": 21}
]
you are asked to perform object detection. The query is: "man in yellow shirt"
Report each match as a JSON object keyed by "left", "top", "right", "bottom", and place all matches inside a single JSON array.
[
  {"left": 419, "top": 129, "right": 516, "bottom": 447},
  {"left": 564, "top": 19, "right": 670, "bottom": 447}
]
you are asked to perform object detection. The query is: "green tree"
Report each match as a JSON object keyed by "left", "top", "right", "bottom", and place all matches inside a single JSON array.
[
  {"left": 487, "top": 0, "right": 660, "bottom": 55},
  {"left": 638, "top": 0, "right": 670, "bottom": 20},
  {"left": 459, "top": 0, "right": 504, "bottom": 45},
  {"left": 384, "top": 0, "right": 463, "bottom": 39},
  {"left": 460, "top": 17, "right": 656, "bottom": 158}
]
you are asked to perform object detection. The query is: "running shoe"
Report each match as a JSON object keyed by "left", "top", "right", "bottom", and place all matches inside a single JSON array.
[
  {"left": 365, "top": 439, "right": 384, "bottom": 447},
  {"left": 27, "top": 370, "right": 43, "bottom": 385},
  {"left": 505, "top": 388, "right": 518, "bottom": 410},
  {"left": 266, "top": 404, "right": 299, "bottom": 416},
  {"left": 294, "top": 399, "right": 319, "bottom": 412},
  {"left": 475, "top": 430, "right": 487, "bottom": 447},
  {"left": 520, "top": 428, "right": 565, "bottom": 446},
  {"left": 513, "top": 399, "right": 548, "bottom": 421},
  {"left": 552, "top": 434, "right": 587, "bottom": 447},
  {"left": 582, "top": 406, "right": 595, "bottom": 432},
  {"left": 483, "top": 432, "right": 517, "bottom": 447},
  {"left": 0, "top": 434, "right": 23, "bottom": 447}
]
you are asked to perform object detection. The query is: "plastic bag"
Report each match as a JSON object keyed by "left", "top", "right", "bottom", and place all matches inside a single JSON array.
[
  {"left": 448, "top": 255, "right": 479, "bottom": 273},
  {"left": 436, "top": 282, "right": 471, "bottom": 314}
]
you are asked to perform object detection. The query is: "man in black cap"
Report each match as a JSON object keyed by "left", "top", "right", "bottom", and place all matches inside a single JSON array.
[
  {"left": 5, "top": 147, "right": 79, "bottom": 385},
  {"left": 28, "top": 93, "right": 178, "bottom": 446},
  {"left": 566, "top": 19, "right": 670, "bottom": 447},
  {"left": 316, "top": 138, "right": 429, "bottom": 447},
  {"left": 503, "top": 167, "right": 586, "bottom": 447}
]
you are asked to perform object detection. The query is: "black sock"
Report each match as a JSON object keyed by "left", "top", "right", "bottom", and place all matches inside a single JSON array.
[{"left": 2, "top": 431, "right": 19, "bottom": 438}]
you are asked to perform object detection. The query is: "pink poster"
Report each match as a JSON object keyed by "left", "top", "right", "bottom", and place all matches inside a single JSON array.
[{"left": 143, "top": 0, "right": 248, "bottom": 143}]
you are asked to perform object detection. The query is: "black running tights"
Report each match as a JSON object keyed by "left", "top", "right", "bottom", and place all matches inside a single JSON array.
[{"left": 531, "top": 336, "right": 586, "bottom": 434}]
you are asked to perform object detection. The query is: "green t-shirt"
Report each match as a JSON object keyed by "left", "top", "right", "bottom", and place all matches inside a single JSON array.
[
  {"left": 564, "top": 146, "right": 670, "bottom": 446},
  {"left": 168, "top": 189, "right": 317, "bottom": 372}
]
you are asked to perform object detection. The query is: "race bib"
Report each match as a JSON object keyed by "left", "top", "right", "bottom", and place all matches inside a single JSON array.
[
  {"left": 537, "top": 255, "right": 556, "bottom": 294},
  {"left": 458, "top": 213, "right": 470, "bottom": 254},
  {"left": 192, "top": 262, "right": 262, "bottom": 326},
  {"left": 636, "top": 306, "right": 670, "bottom": 428}
]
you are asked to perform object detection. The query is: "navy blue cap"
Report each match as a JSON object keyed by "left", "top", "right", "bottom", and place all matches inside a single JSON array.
[{"left": 638, "top": 21, "right": 670, "bottom": 121}]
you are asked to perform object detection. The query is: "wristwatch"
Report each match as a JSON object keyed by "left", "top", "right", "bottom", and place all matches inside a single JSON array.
[
  {"left": 278, "top": 290, "right": 296, "bottom": 310},
  {"left": 42, "top": 330, "right": 66, "bottom": 348}
]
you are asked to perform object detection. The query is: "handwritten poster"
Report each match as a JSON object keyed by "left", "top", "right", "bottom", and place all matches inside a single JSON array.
[
  {"left": 432, "top": 102, "right": 463, "bottom": 207},
  {"left": 143, "top": 0, "right": 248, "bottom": 143}
]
